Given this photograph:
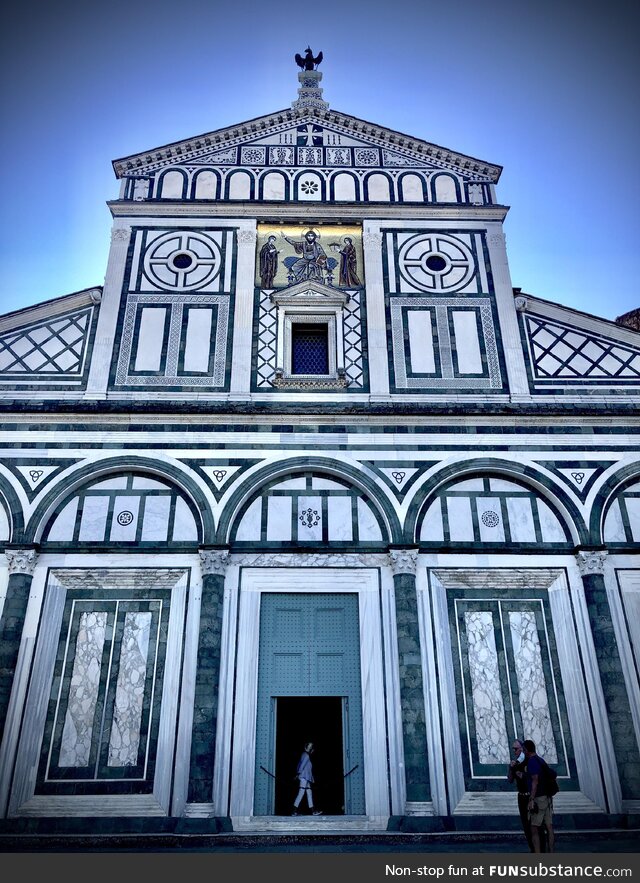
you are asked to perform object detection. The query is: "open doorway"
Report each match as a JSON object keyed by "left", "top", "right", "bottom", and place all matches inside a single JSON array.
[{"left": 274, "top": 696, "right": 345, "bottom": 816}]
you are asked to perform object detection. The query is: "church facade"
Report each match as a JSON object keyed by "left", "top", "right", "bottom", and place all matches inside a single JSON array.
[{"left": 0, "top": 62, "right": 639, "bottom": 839}]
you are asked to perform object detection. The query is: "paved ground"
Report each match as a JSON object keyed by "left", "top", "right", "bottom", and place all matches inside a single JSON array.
[{"left": 1, "top": 829, "right": 638, "bottom": 853}]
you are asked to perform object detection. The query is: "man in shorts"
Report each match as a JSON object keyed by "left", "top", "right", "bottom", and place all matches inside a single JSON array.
[{"left": 523, "top": 739, "right": 555, "bottom": 853}]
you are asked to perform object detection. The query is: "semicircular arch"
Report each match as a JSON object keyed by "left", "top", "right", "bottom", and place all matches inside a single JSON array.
[
  {"left": 406, "top": 458, "right": 586, "bottom": 547},
  {"left": 217, "top": 456, "right": 402, "bottom": 547},
  {"left": 590, "top": 461, "right": 640, "bottom": 547},
  {"left": 27, "top": 455, "right": 214, "bottom": 545}
]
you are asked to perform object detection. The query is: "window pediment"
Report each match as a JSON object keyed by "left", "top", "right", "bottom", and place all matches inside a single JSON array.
[{"left": 270, "top": 280, "right": 349, "bottom": 309}]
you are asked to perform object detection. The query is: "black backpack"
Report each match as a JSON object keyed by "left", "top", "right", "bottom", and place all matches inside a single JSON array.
[{"left": 540, "top": 758, "right": 560, "bottom": 797}]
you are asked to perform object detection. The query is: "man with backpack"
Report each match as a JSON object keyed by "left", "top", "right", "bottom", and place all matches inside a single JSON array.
[{"left": 523, "top": 739, "right": 556, "bottom": 853}]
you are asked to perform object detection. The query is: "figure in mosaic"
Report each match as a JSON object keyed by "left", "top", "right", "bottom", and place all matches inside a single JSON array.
[
  {"left": 291, "top": 742, "right": 322, "bottom": 816},
  {"left": 259, "top": 235, "right": 280, "bottom": 288},
  {"left": 295, "top": 47, "right": 323, "bottom": 70},
  {"left": 330, "top": 236, "right": 361, "bottom": 287},
  {"left": 281, "top": 229, "right": 328, "bottom": 283}
]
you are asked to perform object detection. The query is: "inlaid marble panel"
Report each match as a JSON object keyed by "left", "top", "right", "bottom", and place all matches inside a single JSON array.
[
  {"left": 108, "top": 612, "right": 152, "bottom": 767},
  {"left": 509, "top": 611, "right": 557, "bottom": 761},
  {"left": 59, "top": 611, "right": 107, "bottom": 767},
  {"left": 464, "top": 611, "right": 509, "bottom": 764}
]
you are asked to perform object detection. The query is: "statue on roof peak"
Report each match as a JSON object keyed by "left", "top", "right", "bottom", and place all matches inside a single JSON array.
[{"left": 295, "top": 47, "right": 323, "bottom": 71}]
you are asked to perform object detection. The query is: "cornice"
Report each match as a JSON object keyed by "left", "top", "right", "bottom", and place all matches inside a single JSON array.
[
  {"left": 112, "top": 107, "right": 502, "bottom": 182},
  {"left": 0, "top": 288, "right": 102, "bottom": 333},
  {"left": 107, "top": 200, "right": 509, "bottom": 222},
  {"left": 2, "top": 405, "right": 640, "bottom": 425}
]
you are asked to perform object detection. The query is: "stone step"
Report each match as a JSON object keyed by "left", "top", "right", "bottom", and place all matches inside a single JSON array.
[{"left": 232, "top": 815, "right": 388, "bottom": 833}]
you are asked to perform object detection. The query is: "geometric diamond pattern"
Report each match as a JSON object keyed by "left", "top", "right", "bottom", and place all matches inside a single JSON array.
[
  {"left": 526, "top": 315, "right": 640, "bottom": 380},
  {"left": 254, "top": 289, "right": 365, "bottom": 388},
  {"left": 0, "top": 309, "right": 91, "bottom": 375},
  {"left": 343, "top": 291, "right": 364, "bottom": 387},
  {"left": 255, "top": 291, "right": 277, "bottom": 387}
]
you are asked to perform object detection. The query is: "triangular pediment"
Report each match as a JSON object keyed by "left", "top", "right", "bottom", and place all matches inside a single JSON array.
[
  {"left": 271, "top": 279, "right": 349, "bottom": 306},
  {"left": 112, "top": 106, "right": 501, "bottom": 182}
]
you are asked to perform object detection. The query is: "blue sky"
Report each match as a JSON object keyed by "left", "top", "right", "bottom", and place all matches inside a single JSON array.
[{"left": 1, "top": 0, "right": 638, "bottom": 321}]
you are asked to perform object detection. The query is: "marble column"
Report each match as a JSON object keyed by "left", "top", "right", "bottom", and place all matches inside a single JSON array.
[
  {"left": 0, "top": 548, "right": 38, "bottom": 746},
  {"left": 576, "top": 550, "right": 640, "bottom": 799},
  {"left": 389, "top": 548, "right": 430, "bottom": 803},
  {"left": 187, "top": 549, "right": 229, "bottom": 803}
]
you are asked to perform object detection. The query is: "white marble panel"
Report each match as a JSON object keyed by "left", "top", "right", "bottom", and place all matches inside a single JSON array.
[
  {"left": 604, "top": 500, "right": 626, "bottom": 543},
  {"left": 312, "top": 477, "right": 344, "bottom": 490},
  {"left": 506, "top": 497, "right": 536, "bottom": 543},
  {"left": 298, "top": 496, "right": 323, "bottom": 542},
  {"left": 194, "top": 171, "right": 216, "bottom": 198},
  {"left": 509, "top": 610, "right": 557, "bottom": 761},
  {"left": 131, "top": 477, "right": 168, "bottom": 490},
  {"left": 271, "top": 478, "right": 307, "bottom": 490},
  {"left": 434, "top": 175, "right": 457, "bottom": 202},
  {"left": 367, "top": 174, "right": 391, "bottom": 201},
  {"left": 489, "top": 478, "right": 521, "bottom": 492},
  {"left": 357, "top": 498, "right": 383, "bottom": 541},
  {"left": 160, "top": 171, "right": 184, "bottom": 198},
  {"left": 228, "top": 172, "right": 251, "bottom": 200},
  {"left": 91, "top": 478, "right": 129, "bottom": 490},
  {"left": 419, "top": 499, "right": 445, "bottom": 542},
  {"left": 476, "top": 497, "right": 506, "bottom": 543},
  {"left": 327, "top": 496, "right": 353, "bottom": 541},
  {"left": 78, "top": 496, "right": 109, "bottom": 542},
  {"left": 236, "top": 498, "right": 262, "bottom": 541},
  {"left": 172, "top": 497, "right": 198, "bottom": 541},
  {"left": 140, "top": 495, "right": 170, "bottom": 542},
  {"left": 47, "top": 498, "right": 79, "bottom": 542},
  {"left": 183, "top": 308, "right": 213, "bottom": 373},
  {"left": 408, "top": 310, "right": 435, "bottom": 373},
  {"left": 625, "top": 498, "right": 640, "bottom": 541},
  {"left": 452, "top": 311, "right": 482, "bottom": 374},
  {"left": 464, "top": 611, "right": 509, "bottom": 764},
  {"left": 400, "top": 174, "right": 424, "bottom": 202},
  {"left": 446, "top": 497, "right": 474, "bottom": 542},
  {"left": 266, "top": 496, "right": 292, "bottom": 541},
  {"left": 453, "top": 479, "right": 485, "bottom": 492},
  {"left": 109, "top": 496, "right": 141, "bottom": 542},
  {"left": 536, "top": 500, "right": 567, "bottom": 543},
  {"left": 262, "top": 172, "right": 285, "bottom": 200},
  {"left": 59, "top": 611, "right": 107, "bottom": 767},
  {"left": 333, "top": 173, "right": 356, "bottom": 201},
  {"left": 0, "top": 505, "right": 9, "bottom": 542},
  {"left": 108, "top": 612, "right": 152, "bottom": 767},
  {"left": 134, "top": 308, "right": 166, "bottom": 372}
]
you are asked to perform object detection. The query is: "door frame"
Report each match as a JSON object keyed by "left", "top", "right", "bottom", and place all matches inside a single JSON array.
[{"left": 224, "top": 566, "right": 394, "bottom": 820}]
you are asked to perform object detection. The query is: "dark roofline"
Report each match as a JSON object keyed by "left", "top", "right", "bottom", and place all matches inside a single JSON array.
[{"left": 513, "top": 288, "right": 640, "bottom": 334}]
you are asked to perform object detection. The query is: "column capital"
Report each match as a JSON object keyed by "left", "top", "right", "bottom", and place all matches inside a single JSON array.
[
  {"left": 5, "top": 548, "right": 38, "bottom": 576},
  {"left": 576, "top": 549, "right": 608, "bottom": 577},
  {"left": 199, "top": 549, "right": 230, "bottom": 576},
  {"left": 389, "top": 548, "right": 419, "bottom": 577},
  {"left": 362, "top": 232, "right": 383, "bottom": 250},
  {"left": 237, "top": 229, "right": 257, "bottom": 245}
]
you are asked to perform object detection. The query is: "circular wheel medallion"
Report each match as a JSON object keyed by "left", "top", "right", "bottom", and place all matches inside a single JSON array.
[
  {"left": 481, "top": 510, "right": 500, "bottom": 528},
  {"left": 398, "top": 233, "right": 475, "bottom": 292},
  {"left": 143, "top": 231, "right": 222, "bottom": 290},
  {"left": 117, "top": 510, "right": 134, "bottom": 526}
]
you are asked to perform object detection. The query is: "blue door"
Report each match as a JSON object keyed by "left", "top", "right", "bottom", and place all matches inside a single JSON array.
[{"left": 254, "top": 593, "right": 365, "bottom": 815}]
